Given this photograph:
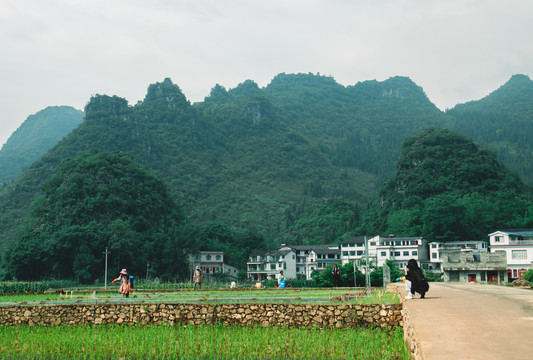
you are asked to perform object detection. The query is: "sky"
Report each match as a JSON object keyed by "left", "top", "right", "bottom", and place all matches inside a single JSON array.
[{"left": 1, "top": 0, "right": 532, "bottom": 147}]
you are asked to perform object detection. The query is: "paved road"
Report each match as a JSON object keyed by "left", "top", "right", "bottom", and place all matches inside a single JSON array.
[{"left": 400, "top": 282, "right": 533, "bottom": 360}]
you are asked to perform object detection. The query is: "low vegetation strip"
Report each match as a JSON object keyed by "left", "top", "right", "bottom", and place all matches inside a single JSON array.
[{"left": 0, "top": 324, "right": 410, "bottom": 359}]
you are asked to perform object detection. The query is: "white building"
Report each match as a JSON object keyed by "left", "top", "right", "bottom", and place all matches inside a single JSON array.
[
  {"left": 247, "top": 249, "right": 296, "bottom": 281},
  {"left": 279, "top": 244, "right": 341, "bottom": 280},
  {"left": 190, "top": 251, "right": 240, "bottom": 280},
  {"left": 340, "top": 237, "right": 378, "bottom": 266},
  {"left": 489, "top": 229, "right": 533, "bottom": 281},
  {"left": 375, "top": 236, "right": 429, "bottom": 269}
]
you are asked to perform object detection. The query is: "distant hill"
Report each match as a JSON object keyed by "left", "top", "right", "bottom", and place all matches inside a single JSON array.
[
  {"left": 446, "top": 74, "right": 533, "bottom": 184},
  {"left": 361, "top": 127, "right": 533, "bottom": 241},
  {"left": 1, "top": 74, "right": 533, "bottom": 259},
  {"left": 0, "top": 106, "right": 84, "bottom": 184}
]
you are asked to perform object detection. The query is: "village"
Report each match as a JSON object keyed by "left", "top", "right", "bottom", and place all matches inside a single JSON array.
[{"left": 191, "top": 229, "right": 533, "bottom": 285}]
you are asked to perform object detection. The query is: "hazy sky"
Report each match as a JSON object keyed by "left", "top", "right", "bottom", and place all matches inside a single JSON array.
[{"left": 1, "top": 0, "right": 532, "bottom": 147}]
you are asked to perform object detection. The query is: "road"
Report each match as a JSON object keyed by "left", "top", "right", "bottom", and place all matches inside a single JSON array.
[{"left": 401, "top": 282, "right": 533, "bottom": 360}]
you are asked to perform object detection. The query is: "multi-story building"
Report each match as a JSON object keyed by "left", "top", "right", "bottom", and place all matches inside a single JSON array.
[
  {"left": 489, "top": 229, "right": 533, "bottom": 281},
  {"left": 246, "top": 249, "right": 296, "bottom": 281},
  {"left": 375, "top": 236, "right": 429, "bottom": 269},
  {"left": 190, "top": 251, "right": 224, "bottom": 275},
  {"left": 428, "top": 241, "right": 488, "bottom": 272},
  {"left": 189, "top": 251, "right": 240, "bottom": 280},
  {"left": 441, "top": 251, "right": 506, "bottom": 283},
  {"left": 279, "top": 244, "right": 341, "bottom": 280},
  {"left": 340, "top": 237, "right": 377, "bottom": 266},
  {"left": 247, "top": 245, "right": 341, "bottom": 281}
]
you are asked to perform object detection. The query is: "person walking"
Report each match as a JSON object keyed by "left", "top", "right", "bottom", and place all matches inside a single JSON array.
[
  {"left": 404, "top": 259, "right": 429, "bottom": 299},
  {"left": 332, "top": 263, "right": 341, "bottom": 287},
  {"left": 193, "top": 266, "right": 203, "bottom": 289},
  {"left": 111, "top": 268, "right": 131, "bottom": 298}
]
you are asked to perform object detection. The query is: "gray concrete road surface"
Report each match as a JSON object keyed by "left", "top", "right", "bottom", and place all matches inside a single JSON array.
[{"left": 400, "top": 282, "right": 533, "bottom": 360}]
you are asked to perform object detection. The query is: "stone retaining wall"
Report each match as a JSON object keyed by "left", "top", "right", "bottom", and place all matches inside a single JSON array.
[{"left": 0, "top": 302, "right": 402, "bottom": 329}]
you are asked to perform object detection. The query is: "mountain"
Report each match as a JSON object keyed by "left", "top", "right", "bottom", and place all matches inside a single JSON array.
[
  {"left": 361, "top": 127, "right": 533, "bottom": 241},
  {"left": 446, "top": 74, "right": 533, "bottom": 184},
  {"left": 3, "top": 150, "right": 188, "bottom": 282},
  {"left": 0, "top": 106, "right": 84, "bottom": 185},
  {"left": 1, "top": 74, "right": 533, "bottom": 262}
]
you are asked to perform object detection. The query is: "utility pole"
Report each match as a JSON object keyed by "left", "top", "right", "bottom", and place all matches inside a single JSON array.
[
  {"left": 146, "top": 262, "right": 150, "bottom": 281},
  {"left": 353, "top": 261, "right": 357, "bottom": 290},
  {"left": 365, "top": 236, "right": 371, "bottom": 295},
  {"left": 103, "top": 247, "right": 109, "bottom": 289}
]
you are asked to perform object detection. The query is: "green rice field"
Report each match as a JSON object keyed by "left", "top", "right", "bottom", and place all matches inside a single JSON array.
[
  {"left": 0, "top": 324, "right": 409, "bottom": 359},
  {"left": 0, "top": 287, "right": 407, "bottom": 359},
  {"left": 0, "top": 288, "right": 399, "bottom": 306}
]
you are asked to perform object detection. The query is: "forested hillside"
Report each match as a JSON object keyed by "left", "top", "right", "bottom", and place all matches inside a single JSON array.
[
  {"left": 446, "top": 74, "right": 533, "bottom": 184},
  {"left": 0, "top": 106, "right": 83, "bottom": 184},
  {"left": 0, "top": 73, "right": 532, "bottom": 275},
  {"left": 3, "top": 150, "right": 190, "bottom": 282},
  {"left": 361, "top": 128, "right": 533, "bottom": 240}
]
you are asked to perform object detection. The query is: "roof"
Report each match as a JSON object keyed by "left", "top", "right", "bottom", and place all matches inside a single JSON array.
[
  {"left": 282, "top": 244, "right": 339, "bottom": 252},
  {"left": 249, "top": 249, "right": 294, "bottom": 257},
  {"left": 340, "top": 237, "right": 365, "bottom": 245},
  {"left": 489, "top": 229, "right": 533, "bottom": 236}
]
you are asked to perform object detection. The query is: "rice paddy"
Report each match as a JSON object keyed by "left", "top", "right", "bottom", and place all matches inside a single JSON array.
[
  {"left": 0, "top": 287, "right": 408, "bottom": 359},
  {"left": 0, "top": 324, "right": 410, "bottom": 359},
  {"left": 0, "top": 287, "right": 399, "bottom": 306}
]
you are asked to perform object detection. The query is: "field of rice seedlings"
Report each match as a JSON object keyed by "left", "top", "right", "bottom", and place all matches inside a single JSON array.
[
  {"left": 0, "top": 288, "right": 399, "bottom": 306},
  {"left": 0, "top": 324, "right": 410, "bottom": 359}
]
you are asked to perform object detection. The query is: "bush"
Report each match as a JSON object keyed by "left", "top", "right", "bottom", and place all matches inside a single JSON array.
[
  {"left": 0, "top": 281, "right": 51, "bottom": 294},
  {"left": 522, "top": 269, "right": 533, "bottom": 283},
  {"left": 424, "top": 272, "right": 444, "bottom": 282}
]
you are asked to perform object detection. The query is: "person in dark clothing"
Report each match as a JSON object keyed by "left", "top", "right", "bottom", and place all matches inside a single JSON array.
[
  {"left": 332, "top": 263, "right": 341, "bottom": 287},
  {"left": 404, "top": 259, "right": 429, "bottom": 299}
]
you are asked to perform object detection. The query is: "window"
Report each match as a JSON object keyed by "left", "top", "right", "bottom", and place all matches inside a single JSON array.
[
  {"left": 431, "top": 244, "right": 437, "bottom": 248},
  {"left": 216, "top": 255, "right": 221, "bottom": 260},
  {"left": 403, "top": 251, "right": 409, "bottom": 256},
  {"left": 381, "top": 251, "right": 387, "bottom": 257},
  {"left": 495, "top": 236, "right": 503, "bottom": 242},
  {"left": 292, "top": 255, "right": 295, "bottom": 259},
  {"left": 357, "top": 251, "right": 364, "bottom": 256},
  {"left": 394, "top": 251, "right": 400, "bottom": 257},
  {"left": 370, "top": 242, "right": 376, "bottom": 246},
  {"left": 512, "top": 250, "right": 527, "bottom": 259},
  {"left": 412, "top": 251, "right": 418, "bottom": 256},
  {"left": 350, "top": 251, "right": 355, "bottom": 256},
  {"left": 206, "top": 255, "right": 211, "bottom": 260},
  {"left": 432, "top": 253, "right": 437, "bottom": 259},
  {"left": 343, "top": 251, "right": 348, "bottom": 256}
]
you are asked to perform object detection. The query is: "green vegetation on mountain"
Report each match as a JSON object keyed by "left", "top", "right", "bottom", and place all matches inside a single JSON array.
[
  {"left": 0, "top": 106, "right": 83, "bottom": 185},
  {"left": 0, "top": 73, "right": 533, "bottom": 280},
  {"left": 360, "top": 128, "right": 533, "bottom": 241},
  {"left": 446, "top": 74, "right": 533, "bottom": 184},
  {"left": 3, "top": 150, "right": 189, "bottom": 282}
]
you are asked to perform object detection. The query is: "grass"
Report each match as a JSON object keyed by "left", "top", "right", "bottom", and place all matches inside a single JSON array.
[
  {"left": 0, "top": 287, "right": 399, "bottom": 305},
  {"left": 0, "top": 324, "right": 410, "bottom": 359}
]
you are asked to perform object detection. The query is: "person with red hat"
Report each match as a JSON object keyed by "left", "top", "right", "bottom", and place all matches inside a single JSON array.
[{"left": 111, "top": 268, "right": 131, "bottom": 297}]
